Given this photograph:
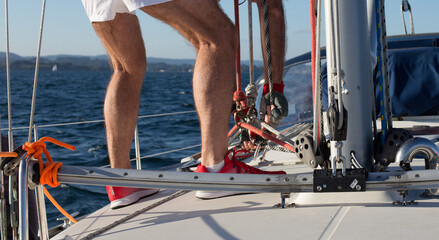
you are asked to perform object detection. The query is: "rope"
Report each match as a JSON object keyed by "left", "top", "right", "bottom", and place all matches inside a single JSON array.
[
  {"left": 375, "top": 0, "right": 392, "bottom": 145},
  {"left": 234, "top": 0, "right": 242, "bottom": 93},
  {"left": 22, "top": 137, "right": 77, "bottom": 224},
  {"left": 232, "top": 0, "right": 249, "bottom": 108},
  {"left": 262, "top": 0, "right": 274, "bottom": 105},
  {"left": 237, "top": 122, "right": 295, "bottom": 152},
  {"left": 80, "top": 190, "right": 188, "bottom": 240},
  {"left": 0, "top": 152, "right": 17, "bottom": 158}
]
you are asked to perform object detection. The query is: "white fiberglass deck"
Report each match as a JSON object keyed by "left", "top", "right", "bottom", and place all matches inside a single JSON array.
[{"left": 53, "top": 185, "right": 439, "bottom": 240}]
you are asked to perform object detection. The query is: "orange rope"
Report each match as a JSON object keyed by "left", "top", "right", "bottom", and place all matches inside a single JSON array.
[
  {"left": 22, "top": 136, "right": 77, "bottom": 224},
  {"left": 0, "top": 152, "right": 18, "bottom": 157}
]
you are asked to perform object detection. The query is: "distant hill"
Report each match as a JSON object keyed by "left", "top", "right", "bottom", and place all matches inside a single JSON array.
[{"left": 0, "top": 52, "right": 264, "bottom": 73}]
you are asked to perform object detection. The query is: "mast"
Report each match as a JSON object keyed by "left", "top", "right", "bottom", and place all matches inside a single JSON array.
[{"left": 324, "top": 0, "right": 374, "bottom": 170}]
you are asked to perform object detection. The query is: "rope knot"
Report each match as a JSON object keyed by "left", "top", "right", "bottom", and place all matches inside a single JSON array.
[
  {"left": 21, "top": 136, "right": 77, "bottom": 224},
  {"left": 22, "top": 137, "right": 75, "bottom": 187}
]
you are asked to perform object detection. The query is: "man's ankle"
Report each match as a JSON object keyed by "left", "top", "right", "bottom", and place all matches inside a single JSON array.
[{"left": 204, "top": 160, "right": 225, "bottom": 173}]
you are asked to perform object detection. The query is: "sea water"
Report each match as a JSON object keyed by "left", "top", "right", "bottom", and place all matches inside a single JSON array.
[{"left": 0, "top": 69, "right": 254, "bottom": 227}]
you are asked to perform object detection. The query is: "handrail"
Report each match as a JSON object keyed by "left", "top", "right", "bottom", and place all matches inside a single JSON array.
[{"left": 52, "top": 164, "right": 439, "bottom": 193}]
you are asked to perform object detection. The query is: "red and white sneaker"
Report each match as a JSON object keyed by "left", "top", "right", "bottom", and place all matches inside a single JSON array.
[
  {"left": 106, "top": 186, "right": 159, "bottom": 209},
  {"left": 195, "top": 148, "right": 286, "bottom": 199}
]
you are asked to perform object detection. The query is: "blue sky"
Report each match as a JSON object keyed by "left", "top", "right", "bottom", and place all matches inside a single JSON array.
[{"left": 0, "top": 0, "right": 437, "bottom": 60}]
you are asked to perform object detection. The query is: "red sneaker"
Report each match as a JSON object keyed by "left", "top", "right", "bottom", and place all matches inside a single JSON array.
[
  {"left": 195, "top": 148, "right": 286, "bottom": 199},
  {"left": 106, "top": 186, "right": 159, "bottom": 209}
]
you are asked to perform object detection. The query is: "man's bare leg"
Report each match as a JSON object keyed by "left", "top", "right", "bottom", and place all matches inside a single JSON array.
[
  {"left": 92, "top": 13, "right": 146, "bottom": 169},
  {"left": 142, "top": 0, "right": 237, "bottom": 167}
]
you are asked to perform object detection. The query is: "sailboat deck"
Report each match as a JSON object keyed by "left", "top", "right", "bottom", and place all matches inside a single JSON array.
[{"left": 53, "top": 181, "right": 439, "bottom": 240}]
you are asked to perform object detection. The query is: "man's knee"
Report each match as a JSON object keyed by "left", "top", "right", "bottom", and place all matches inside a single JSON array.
[
  {"left": 110, "top": 52, "right": 146, "bottom": 79},
  {"left": 197, "top": 21, "right": 237, "bottom": 56}
]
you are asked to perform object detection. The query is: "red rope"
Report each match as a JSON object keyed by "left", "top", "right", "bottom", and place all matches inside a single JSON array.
[
  {"left": 310, "top": 0, "right": 317, "bottom": 102},
  {"left": 234, "top": 0, "right": 242, "bottom": 92},
  {"left": 237, "top": 122, "right": 295, "bottom": 152},
  {"left": 310, "top": 0, "right": 322, "bottom": 144}
]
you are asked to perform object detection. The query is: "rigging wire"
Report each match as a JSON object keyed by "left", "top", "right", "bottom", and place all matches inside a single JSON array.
[
  {"left": 27, "top": 0, "right": 47, "bottom": 143},
  {"left": 2, "top": 0, "right": 15, "bottom": 238},
  {"left": 4, "top": 0, "right": 13, "bottom": 152}
]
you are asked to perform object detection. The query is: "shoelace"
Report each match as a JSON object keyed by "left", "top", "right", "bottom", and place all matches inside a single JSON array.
[
  {"left": 229, "top": 147, "right": 262, "bottom": 174},
  {"left": 229, "top": 147, "right": 286, "bottom": 175}
]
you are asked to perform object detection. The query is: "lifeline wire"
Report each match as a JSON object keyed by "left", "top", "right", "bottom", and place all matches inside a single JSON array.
[{"left": 28, "top": 0, "right": 47, "bottom": 143}]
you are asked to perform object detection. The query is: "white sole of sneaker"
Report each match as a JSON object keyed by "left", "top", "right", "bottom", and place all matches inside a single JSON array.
[
  {"left": 195, "top": 190, "right": 250, "bottom": 200},
  {"left": 110, "top": 189, "right": 160, "bottom": 209}
]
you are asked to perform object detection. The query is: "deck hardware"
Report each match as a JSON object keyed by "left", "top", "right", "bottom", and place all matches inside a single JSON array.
[
  {"left": 158, "top": 174, "right": 163, "bottom": 178},
  {"left": 327, "top": 98, "right": 348, "bottom": 142},
  {"left": 230, "top": 177, "right": 235, "bottom": 181},
  {"left": 0, "top": 146, "right": 26, "bottom": 176},
  {"left": 280, "top": 193, "right": 290, "bottom": 208},
  {"left": 373, "top": 129, "right": 412, "bottom": 172},
  {"left": 332, "top": 141, "right": 346, "bottom": 176},
  {"left": 57, "top": 212, "right": 79, "bottom": 229},
  {"left": 123, "top": 172, "right": 128, "bottom": 176},
  {"left": 88, "top": 170, "right": 94, "bottom": 174},
  {"left": 396, "top": 137, "right": 439, "bottom": 171},
  {"left": 313, "top": 168, "right": 366, "bottom": 192},
  {"left": 294, "top": 130, "right": 328, "bottom": 168},
  {"left": 272, "top": 193, "right": 293, "bottom": 208},
  {"left": 10, "top": 174, "right": 19, "bottom": 239},
  {"left": 392, "top": 190, "right": 417, "bottom": 206},
  {"left": 259, "top": 147, "right": 268, "bottom": 162}
]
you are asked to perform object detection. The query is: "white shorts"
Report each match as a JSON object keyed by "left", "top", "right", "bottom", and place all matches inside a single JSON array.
[{"left": 82, "top": 0, "right": 172, "bottom": 22}]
